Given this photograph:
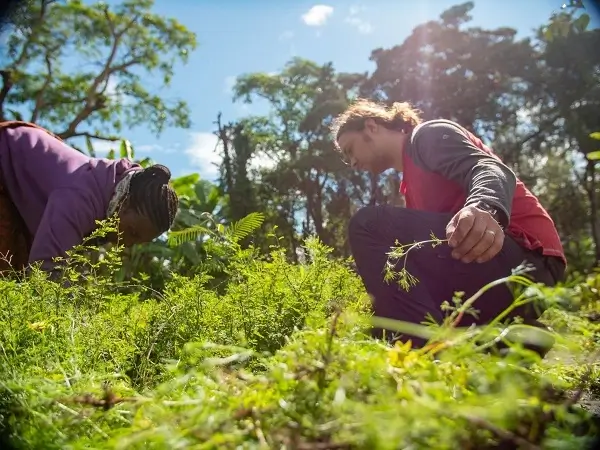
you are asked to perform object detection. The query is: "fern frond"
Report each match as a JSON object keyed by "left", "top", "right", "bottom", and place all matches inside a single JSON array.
[
  {"left": 167, "top": 225, "right": 213, "bottom": 247},
  {"left": 227, "top": 212, "right": 265, "bottom": 243}
]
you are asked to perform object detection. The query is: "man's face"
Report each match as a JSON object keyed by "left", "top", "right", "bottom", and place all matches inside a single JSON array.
[{"left": 337, "top": 126, "right": 392, "bottom": 175}]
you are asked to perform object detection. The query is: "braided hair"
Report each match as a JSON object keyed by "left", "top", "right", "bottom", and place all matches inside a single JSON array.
[{"left": 126, "top": 164, "right": 179, "bottom": 233}]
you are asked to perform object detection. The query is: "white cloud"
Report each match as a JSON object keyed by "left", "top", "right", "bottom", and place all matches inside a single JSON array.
[
  {"left": 183, "top": 131, "right": 279, "bottom": 181},
  {"left": 301, "top": 5, "right": 334, "bottom": 27},
  {"left": 135, "top": 144, "right": 162, "bottom": 153},
  {"left": 184, "top": 132, "right": 222, "bottom": 180},
  {"left": 345, "top": 5, "right": 373, "bottom": 34}
]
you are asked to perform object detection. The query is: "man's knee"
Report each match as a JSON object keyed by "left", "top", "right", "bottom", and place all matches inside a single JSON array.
[
  {"left": 348, "top": 206, "right": 379, "bottom": 238},
  {"left": 348, "top": 205, "right": 412, "bottom": 238}
]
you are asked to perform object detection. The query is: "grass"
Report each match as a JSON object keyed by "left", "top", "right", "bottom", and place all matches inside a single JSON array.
[{"left": 0, "top": 222, "right": 598, "bottom": 449}]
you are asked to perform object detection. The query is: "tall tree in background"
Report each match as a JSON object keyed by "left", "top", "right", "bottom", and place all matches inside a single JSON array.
[
  {"left": 215, "top": 114, "right": 260, "bottom": 224},
  {"left": 217, "top": 58, "right": 364, "bottom": 256},
  {"left": 0, "top": 0, "right": 197, "bottom": 152},
  {"left": 1, "top": 0, "right": 596, "bottom": 279},
  {"left": 532, "top": 20, "right": 600, "bottom": 266},
  {"left": 365, "top": 1, "right": 537, "bottom": 144}
]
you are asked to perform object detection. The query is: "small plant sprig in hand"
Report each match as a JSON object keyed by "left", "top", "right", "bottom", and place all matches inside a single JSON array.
[{"left": 383, "top": 231, "right": 447, "bottom": 291}]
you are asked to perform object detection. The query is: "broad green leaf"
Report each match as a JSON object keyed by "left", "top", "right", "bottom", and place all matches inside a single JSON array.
[
  {"left": 590, "top": 132, "right": 600, "bottom": 140},
  {"left": 586, "top": 151, "right": 600, "bottom": 161},
  {"left": 172, "top": 173, "right": 200, "bottom": 187},
  {"left": 573, "top": 13, "right": 590, "bottom": 32},
  {"left": 138, "top": 157, "right": 153, "bottom": 168},
  {"left": 194, "top": 181, "right": 217, "bottom": 208},
  {"left": 176, "top": 209, "right": 205, "bottom": 228},
  {"left": 205, "top": 186, "right": 222, "bottom": 213},
  {"left": 171, "top": 174, "right": 201, "bottom": 197},
  {"left": 120, "top": 139, "right": 133, "bottom": 160},
  {"left": 107, "top": 149, "right": 115, "bottom": 160}
]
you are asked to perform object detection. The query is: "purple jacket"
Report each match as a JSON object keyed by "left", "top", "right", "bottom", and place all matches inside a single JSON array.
[{"left": 0, "top": 125, "right": 141, "bottom": 271}]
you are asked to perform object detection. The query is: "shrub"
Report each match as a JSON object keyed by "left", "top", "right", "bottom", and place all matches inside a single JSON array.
[{"left": 0, "top": 222, "right": 597, "bottom": 449}]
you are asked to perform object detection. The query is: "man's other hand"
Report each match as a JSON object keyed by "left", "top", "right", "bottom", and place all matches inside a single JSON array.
[{"left": 446, "top": 205, "right": 504, "bottom": 264}]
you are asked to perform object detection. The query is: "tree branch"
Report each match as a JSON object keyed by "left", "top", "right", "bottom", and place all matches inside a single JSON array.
[
  {"left": 58, "top": 11, "right": 140, "bottom": 139},
  {"left": 107, "top": 57, "right": 144, "bottom": 76},
  {"left": 11, "top": 0, "right": 55, "bottom": 68},
  {"left": 0, "top": 0, "right": 56, "bottom": 120},
  {"left": 0, "top": 70, "right": 14, "bottom": 121},
  {"left": 30, "top": 50, "right": 55, "bottom": 123},
  {"left": 516, "top": 112, "right": 562, "bottom": 148},
  {"left": 67, "top": 132, "right": 120, "bottom": 142}
]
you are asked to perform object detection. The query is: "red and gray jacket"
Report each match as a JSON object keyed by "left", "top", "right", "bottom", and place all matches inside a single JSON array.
[{"left": 400, "top": 119, "right": 566, "bottom": 265}]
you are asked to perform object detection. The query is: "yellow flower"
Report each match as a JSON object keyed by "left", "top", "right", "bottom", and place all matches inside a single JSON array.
[
  {"left": 28, "top": 321, "right": 48, "bottom": 332},
  {"left": 388, "top": 340, "right": 417, "bottom": 368}
]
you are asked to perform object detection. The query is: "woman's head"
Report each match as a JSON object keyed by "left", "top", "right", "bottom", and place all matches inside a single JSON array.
[
  {"left": 330, "top": 99, "right": 423, "bottom": 173},
  {"left": 117, "top": 164, "right": 179, "bottom": 247}
]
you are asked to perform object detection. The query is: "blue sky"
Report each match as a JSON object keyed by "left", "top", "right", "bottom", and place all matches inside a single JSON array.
[{"left": 82, "top": 1, "right": 599, "bottom": 181}]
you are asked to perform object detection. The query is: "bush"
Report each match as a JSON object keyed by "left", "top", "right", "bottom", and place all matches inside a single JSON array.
[{"left": 0, "top": 225, "right": 597, "bottom": 449}]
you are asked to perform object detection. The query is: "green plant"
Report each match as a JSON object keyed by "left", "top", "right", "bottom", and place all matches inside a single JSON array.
[
  {"left": 0, "top": 226, "right": 596, "bottom": 449},
  {"left": 383, "top": 232, "right": 447, "bottom": 291}
]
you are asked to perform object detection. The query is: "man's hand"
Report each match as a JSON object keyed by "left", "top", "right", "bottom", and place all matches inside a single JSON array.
[{"left": 446, "top": 205, "right": 504, "bottom": 264}]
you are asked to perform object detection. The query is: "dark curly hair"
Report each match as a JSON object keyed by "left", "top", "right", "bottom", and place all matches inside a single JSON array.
[{"left": 126, "top": 164, "right": 179, "bottom": 233}]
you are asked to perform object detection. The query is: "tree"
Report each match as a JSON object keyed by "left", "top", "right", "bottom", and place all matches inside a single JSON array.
[
  {"left": 0, "top": 0, "right": 197, "bottom": 152},
  {"left": 365, "top": 1, "right": 538, "bottom": 143},
  {"left": 224, "top": 58, "right": 377, "bottom": 257},
  {"left": 215, "top": 113, "right": 260, "bottom": 225},
  {"left": 522, "top": 1, "right": 600, "bottom": 266}
]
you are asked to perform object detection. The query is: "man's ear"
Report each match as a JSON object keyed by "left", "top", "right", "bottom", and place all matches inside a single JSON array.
[{"left": 364, "top": 118, "right": 379, "bottom": 134}]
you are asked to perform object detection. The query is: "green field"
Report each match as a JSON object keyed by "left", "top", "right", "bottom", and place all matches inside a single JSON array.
[{"left": 0, "top": 231, "right": 597, "bottom": 450}]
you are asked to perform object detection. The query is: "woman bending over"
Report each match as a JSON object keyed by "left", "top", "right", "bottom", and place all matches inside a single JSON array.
[{"left": 0, "top": 121, "right": 179, "bottom": 275}]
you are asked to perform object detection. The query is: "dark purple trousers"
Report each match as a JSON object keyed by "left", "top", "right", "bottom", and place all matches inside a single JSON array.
[{"left": 348, "top": 205, "right": 566, "bottom": 347}]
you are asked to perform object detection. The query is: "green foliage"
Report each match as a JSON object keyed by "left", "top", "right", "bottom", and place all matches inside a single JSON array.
[
  {"left": 0, "top": 0, "right": 197, "bottom": 142},
  {"left": 544, "top": 1, "right": 590, "bottom": 41},
  {"left": 1, "top": 2, "right": 599, "bottom": 445},
  {"left": 588, "top": 132, "right": 600, "bottom": 161},
  {"left": 214, "top": 1, "right": 599, "bottom": 272},
  {"left": 223, "top": 58, "right": 371, "bottom": 257},
  {"left": 0, "top": 231, "right": 598, "bottom": 449},
  {"left": 167, "top": 212, "right": 265, "bottom": 247},
  {"left": 114, "top": 172, "right": 232, "bottom": 292}
]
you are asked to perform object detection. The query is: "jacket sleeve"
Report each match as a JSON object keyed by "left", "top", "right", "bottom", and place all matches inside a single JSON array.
[
  {"left": 408, "top": 121, "right": 517, "bottom": 227},
  {"left": 28, "top": 188, "right": 100, "bottom": 273}
]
